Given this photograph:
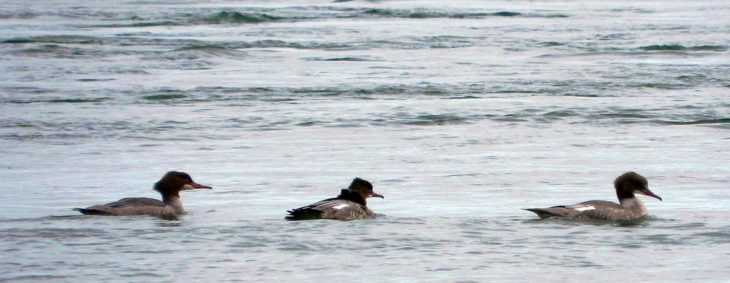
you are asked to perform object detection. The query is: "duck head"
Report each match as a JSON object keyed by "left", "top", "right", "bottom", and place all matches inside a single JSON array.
[
  {"left": 614, "top": 171, "right": 661, "bottom": 201},
  {"left": 154, "top": 171, "right": 212, "bottom": 199},
  {"left": 348, "top": 177, "right": 384, "bottom": 199}
]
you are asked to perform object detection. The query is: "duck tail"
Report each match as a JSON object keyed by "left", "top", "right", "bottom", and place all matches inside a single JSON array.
[
  {"left": 73, "top": 208, "right": 109, "bottom": 215},
  {"left": 285, "top": 208, "right": 323, "bottom": 221},
  {"left": 523, "top": 208, "right": 558, "bottom": 219}
]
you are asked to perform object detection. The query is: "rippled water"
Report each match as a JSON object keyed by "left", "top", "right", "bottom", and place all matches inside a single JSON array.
[{"left": 1, "top": 0, "right": 729, "bottom": 281}]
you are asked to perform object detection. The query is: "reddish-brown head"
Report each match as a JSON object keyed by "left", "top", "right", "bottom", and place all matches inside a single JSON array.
[
  {"left": 154, "top": 171, "right": 212, "bottom": 198},
  {"left": 614, "top": 171, "right": 661, "bottom": 201},
  {"left": 348, "top": 177, "right": 383, "bottom": 199}
]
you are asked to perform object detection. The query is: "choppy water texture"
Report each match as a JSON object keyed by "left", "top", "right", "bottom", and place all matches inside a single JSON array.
[{"left": 1, "top": 0, "right": 729, "bottom": 282}]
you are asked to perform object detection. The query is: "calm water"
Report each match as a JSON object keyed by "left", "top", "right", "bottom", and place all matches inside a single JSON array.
[{"left": 1, "top": 0, "right": 729, "bottom": 281}]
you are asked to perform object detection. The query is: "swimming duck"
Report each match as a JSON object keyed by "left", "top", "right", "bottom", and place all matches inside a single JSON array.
[
  {"left": 525, "top": 172, "right": 661, "bottom": 221},
  {"left": 286, "top": 178, "right": 383, "bottom": 221},
  {"left": 74, "top": 171, "right": 212, "bottom": 220}
]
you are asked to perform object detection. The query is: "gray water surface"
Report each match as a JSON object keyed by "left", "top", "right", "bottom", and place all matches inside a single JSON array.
[{"left": 1, "top": 0, "right": 729, "bottom": 282}]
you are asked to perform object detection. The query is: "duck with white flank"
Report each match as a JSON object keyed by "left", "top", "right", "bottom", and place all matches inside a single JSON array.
[
  {"left": 286, "top": 178, "right": 383, "bottom": 221},
  {"left": 525, "top": 172, "right": 662, "bottom": 221},
  {"left": 74, "top": 171, "right": 212, "bottom": 220}
]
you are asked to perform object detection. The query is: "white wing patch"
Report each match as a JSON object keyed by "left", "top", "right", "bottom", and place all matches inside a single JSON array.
[
  {"left": 333, "top": 204, "right": 349, "bottom": 210},
  {"left": 572, "top": 205, "right": 595, "bottom": 212}
]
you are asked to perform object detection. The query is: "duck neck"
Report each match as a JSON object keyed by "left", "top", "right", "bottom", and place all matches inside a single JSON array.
[
  {"left": 337, "top": 189, "right": 367, "bottom": 206},
  {"left": 162, "top": 194, "right": 185, "bottom": 214},
  {"left": 619, "top": 197, "right": 647, "bottom": 215}
]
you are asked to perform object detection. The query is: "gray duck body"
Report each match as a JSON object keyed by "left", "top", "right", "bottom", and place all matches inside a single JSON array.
[
  {"left": 74, "top": 171, "right": 211, "bottom": 220},
  {"left": 525, "top": 172, "right": 662, "bottom": 222},
  {"left": 286, "top": 178, "right": 383, "bottom": 221}
]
